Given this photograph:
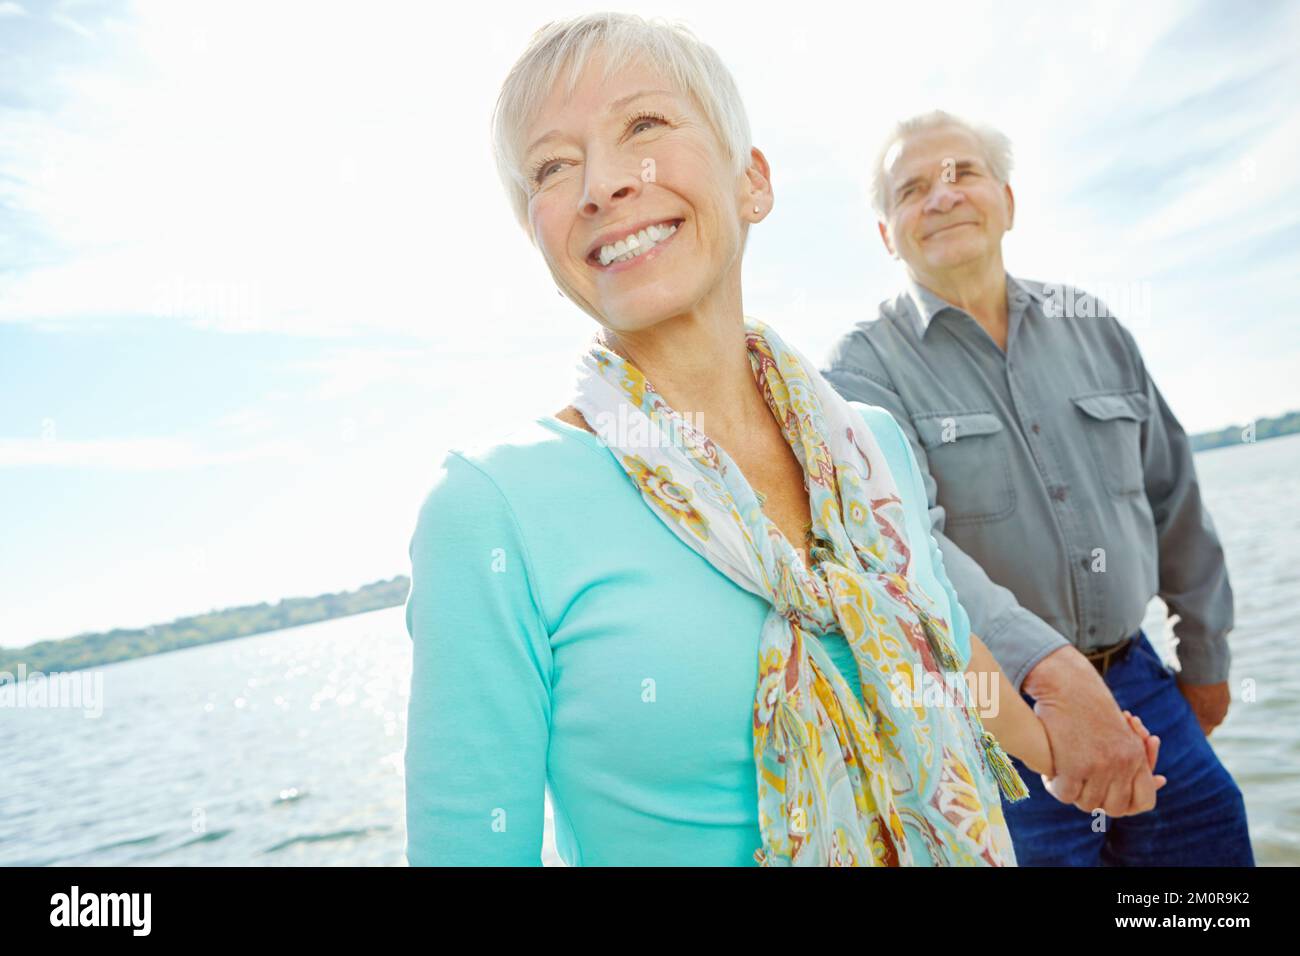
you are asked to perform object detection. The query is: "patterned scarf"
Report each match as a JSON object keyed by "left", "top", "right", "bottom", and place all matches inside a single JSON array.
[{"left": 570, "top": 317, "right": 1029, "bottom": 866}]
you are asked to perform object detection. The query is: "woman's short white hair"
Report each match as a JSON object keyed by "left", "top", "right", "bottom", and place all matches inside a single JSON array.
[
  {"left": 491, "top": 12, "right": 753, "bottom": 235},
  {"left": 868, "top": 110, "right": 1013, "bottom": 219}
]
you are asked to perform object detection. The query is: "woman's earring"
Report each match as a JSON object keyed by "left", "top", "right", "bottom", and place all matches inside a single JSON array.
[{"left": 753, "top": 205, "right": 760, "bottom": 214}]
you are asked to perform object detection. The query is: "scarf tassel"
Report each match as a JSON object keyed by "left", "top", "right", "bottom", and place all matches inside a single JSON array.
[
  {"left": 753, "top": 698, "right": 810, "bottom": 867},
  {"left": 919, "top": 612, "right": 963, "bottom": 673},
  {"left": 979, "top": 730, "right": 1031, "bottom": 802}
]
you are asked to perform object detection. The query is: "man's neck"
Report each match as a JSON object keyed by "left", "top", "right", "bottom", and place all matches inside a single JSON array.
[{"left": 912, "top": 257, "right": 1010, "bottom": 350}]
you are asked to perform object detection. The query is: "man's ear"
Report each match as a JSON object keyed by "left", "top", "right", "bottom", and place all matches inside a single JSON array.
[
  {"left": 878, "top": 219, "right": 897, "bottom": 258},
  {"left": 1004, "top": 182, "right": 1015, "bottom": 231}
]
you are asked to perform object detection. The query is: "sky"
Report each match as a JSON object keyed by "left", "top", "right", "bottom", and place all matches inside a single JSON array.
[{"left": 2, "top": 0, "right": 1298, "bottom": 647}]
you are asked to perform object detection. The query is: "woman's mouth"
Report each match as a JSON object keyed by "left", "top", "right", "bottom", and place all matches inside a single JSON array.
[{"left": 588, "top": 218, "right": 685, "bottom": 272}]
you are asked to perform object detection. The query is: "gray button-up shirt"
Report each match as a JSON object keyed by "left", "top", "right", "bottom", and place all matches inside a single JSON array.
[{"left": 821, "top": 272, "right": 1234, "bottom": 689}]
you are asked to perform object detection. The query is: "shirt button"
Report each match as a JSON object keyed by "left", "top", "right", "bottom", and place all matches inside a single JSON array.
[
  {"left": 1081, "top": 557, "right": 1090, "bottom": 569},
  {"left": 1031, "top": 423, "right": 1041, "bottom": 434},
  {"left": 1089, "top": 626, "right": 1098, "bottom": 635},
  {"left": 1051, "top": 485, "right": 1068, "bottom": 502}
]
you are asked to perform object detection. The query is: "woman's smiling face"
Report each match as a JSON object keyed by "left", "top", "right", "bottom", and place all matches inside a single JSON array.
[{"left": 522, "top": 54, "right": 754, "bottom": 333}]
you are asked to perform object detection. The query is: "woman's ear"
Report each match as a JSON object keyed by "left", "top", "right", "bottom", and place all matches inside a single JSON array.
[{"left": 745, "top": 145, "right": 773, "bottom": 219}]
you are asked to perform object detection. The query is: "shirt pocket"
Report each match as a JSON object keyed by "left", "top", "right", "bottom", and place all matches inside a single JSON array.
[
  {"left": 914, "top": 411, "right": 1015, "bottom": 526},
  {"left": 1070, "top": 391, "right": 1150, "bottom": 496}
]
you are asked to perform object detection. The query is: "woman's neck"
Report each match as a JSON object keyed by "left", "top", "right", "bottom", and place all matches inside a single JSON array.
[{"left": 597, "top": 308, "right": 771, "bottom": 452}]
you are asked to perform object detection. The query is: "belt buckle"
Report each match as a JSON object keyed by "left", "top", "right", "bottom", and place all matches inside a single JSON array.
[{"left": 1086, "top": 635, "right": 1133, "bottom": 677}]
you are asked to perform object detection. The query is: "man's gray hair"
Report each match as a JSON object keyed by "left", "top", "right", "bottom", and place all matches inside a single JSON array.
[
  {"left": 868, "top": 110, "right": 1013, "bottom": 219},
  {"left": 491, "top": 12, "right": 753, "bottom": 236}
]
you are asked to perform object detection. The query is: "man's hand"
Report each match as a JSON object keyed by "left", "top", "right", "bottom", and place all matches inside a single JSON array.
[
  {"left": 1176, "top": 679, "right": 1230, "bottom": 736},
  {"left": 1022, "top": 645, "right": 1162, "bottom": 817}
]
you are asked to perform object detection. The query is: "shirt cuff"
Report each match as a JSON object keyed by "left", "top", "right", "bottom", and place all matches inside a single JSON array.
[
  {"left": 1172, "top": 628, "right": 1232, "bottom": 684},
  {"left": 982, "top": 607, "right": 1072, "bottom": 693}
]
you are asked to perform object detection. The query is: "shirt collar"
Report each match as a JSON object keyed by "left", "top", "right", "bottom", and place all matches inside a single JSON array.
[{"left": 901, "top": 271, "right": 1038, "bottom": 338}]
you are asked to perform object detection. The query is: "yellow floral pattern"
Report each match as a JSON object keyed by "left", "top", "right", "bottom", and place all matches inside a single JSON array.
[{"left": 623, "top": 454, "right": 710, "bottom": 541}]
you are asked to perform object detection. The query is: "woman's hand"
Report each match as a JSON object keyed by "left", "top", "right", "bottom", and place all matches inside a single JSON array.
[
  {"left": 1042, "top": 708, "right": 1167, "bottom": 813},
  {"left": 1121, "top": 709, "right": 1165, "bottom": 780}
]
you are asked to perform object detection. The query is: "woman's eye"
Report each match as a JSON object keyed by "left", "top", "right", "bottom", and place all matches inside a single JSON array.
[
  {"left": 627, "top": 111, "right": 667, "bottom": 135},
  {"left": 532, "top": 158, "right": 564, "bottom": 184}
]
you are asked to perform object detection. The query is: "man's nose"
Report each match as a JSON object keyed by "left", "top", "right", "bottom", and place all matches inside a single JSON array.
[{"left": 924, "top": 182, "right": 963, "bottom": 215}]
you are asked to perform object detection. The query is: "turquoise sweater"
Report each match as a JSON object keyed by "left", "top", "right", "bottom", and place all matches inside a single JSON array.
[{"left": 403, "top": 402, "right": 972, "bottom": 866}]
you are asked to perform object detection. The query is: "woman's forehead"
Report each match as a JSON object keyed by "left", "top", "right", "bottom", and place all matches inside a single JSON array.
[
  {"left": 523, "top": 68, "right": 689, "bottom": 155},
  {"left": 548, "top": 55, "right": 683, "bottom": 116}
]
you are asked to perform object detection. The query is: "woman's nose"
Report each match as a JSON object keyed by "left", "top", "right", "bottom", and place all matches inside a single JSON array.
[{"left": 580, "top": 159, "right": 641, "bottom": 217}]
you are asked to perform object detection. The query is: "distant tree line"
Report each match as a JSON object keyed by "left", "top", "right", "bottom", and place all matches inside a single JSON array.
[
  {"left": 0, "top": 576, "right": 410, "bottom": 681},
  {"left": 1188, "top": 410, "right": 1300, "bottom": 452}
]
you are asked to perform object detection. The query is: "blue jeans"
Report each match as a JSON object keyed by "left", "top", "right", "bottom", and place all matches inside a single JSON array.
[{"left": 1002, "top": 631, "right": 1255, "bottom": 866}]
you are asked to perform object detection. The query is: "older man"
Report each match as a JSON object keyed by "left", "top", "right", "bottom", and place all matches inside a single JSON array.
[{"left": 821, "top": 110, "right": 1253, "bottom": 866}]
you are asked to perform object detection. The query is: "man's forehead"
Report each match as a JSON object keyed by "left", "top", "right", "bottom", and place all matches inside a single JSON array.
[{"left": 883, "top": 126, "right": 984, "bottom": 180}]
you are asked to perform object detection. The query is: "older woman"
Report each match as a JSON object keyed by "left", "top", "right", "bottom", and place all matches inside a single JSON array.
[{"left": 402, "top": 12, "right": 1161, "bottom": 867}]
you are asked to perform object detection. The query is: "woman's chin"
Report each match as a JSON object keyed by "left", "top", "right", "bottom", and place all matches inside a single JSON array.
[{"left": 596, "top": 292, "right": 694, "bottom": 333}]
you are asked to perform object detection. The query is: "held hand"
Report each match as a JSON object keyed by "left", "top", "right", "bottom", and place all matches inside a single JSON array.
[
  {"left": 1122, "top": 709, "right": 1164, "bottom": 779},
  {"left": 1026, "top": 647, "right": 1158, "bottom": 816},
  {"left": 1043, "top": 709, "right": 1166, "bottom": 813}
]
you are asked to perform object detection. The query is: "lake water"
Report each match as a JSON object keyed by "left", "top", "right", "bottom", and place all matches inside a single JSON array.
[{"left": 3, "top": 434, "right": 1298, "bottom": 866}]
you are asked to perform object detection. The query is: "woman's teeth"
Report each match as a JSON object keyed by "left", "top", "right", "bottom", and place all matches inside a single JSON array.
[{"left": 598, "top": 221, "right": 679, "bottom": 266}]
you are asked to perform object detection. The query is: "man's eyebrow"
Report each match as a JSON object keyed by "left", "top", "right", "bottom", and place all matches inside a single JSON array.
[
  {"left": 524, "top": 89, "right": 677, "bottom": 157},
  {"left": 894, "top": 156, "right": 984, "bottom": 196},
  {"left": 894, "top": 174, "right": 925, "bottom": 197}
]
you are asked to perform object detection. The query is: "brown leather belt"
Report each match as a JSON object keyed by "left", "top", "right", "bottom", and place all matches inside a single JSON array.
[{"left": 1083, "top": 634, "right": 1136, "bottom": 677}]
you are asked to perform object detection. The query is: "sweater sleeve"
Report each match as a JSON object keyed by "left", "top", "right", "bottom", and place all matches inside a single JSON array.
[{"left": 403, "top": 451, "right": 553, "bottom": 866}]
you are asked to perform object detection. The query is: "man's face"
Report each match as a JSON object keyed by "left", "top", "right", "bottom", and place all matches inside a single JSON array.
[{"left": 878, "top": 125, "right": 1014, "bottom": 278}]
